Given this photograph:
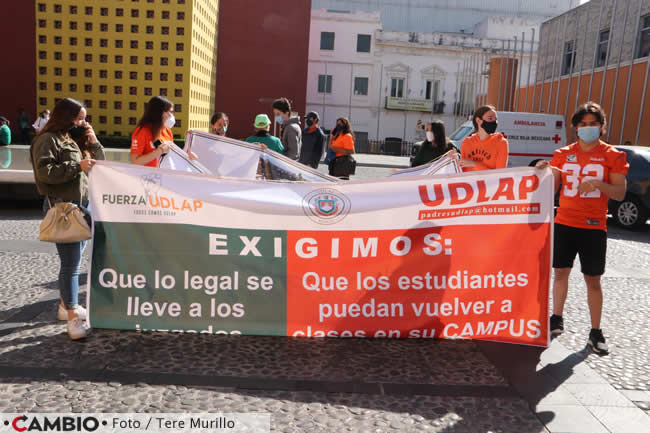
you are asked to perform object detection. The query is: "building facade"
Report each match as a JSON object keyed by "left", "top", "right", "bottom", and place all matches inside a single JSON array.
[
  {"left": 527, "top": 0, "right": 650, "bottom": 146},
  {"left": 214, "top": 0, "right": 311, "bottom": 141},
  {"left": 311, "top": 0, "right": 579, "bottom": 34},
  {"left": 0, "top": 2, "right": 36, "bottom": 138},
  {"left": 34, "top": 0, "right": 218, "bottom": 138},
  {"left": 306, "top": 9, "right": 540, "bottom": 144}
]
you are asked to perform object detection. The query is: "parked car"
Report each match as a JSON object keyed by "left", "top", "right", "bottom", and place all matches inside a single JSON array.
[{"left": 608, "top": 145, "right": 650, "bottom": 230}]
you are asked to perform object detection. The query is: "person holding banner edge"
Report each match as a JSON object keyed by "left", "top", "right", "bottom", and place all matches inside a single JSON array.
[
  {"left": 130, "top": 96, "right": 175, "bottom": 167},
  {"left": 30, "top": 97, "right": 104, "bottom": 340},
  {"left": 536, "top": 101, "right": 628, "bottom": 355},
  {"left": 460, "top": 105, "right": 508, "bottom": 171},
  {"left": 411, "top": 120, "right": 456, "bottom": 167}
]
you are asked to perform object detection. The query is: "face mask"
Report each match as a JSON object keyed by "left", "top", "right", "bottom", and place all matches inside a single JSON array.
[
  {"left": 68, "top": 125, "right": 88, "bottom": 140},
  {"left": 426, "top": 131, "right": 434, "bottom": 142},
  {"left": 164, "top": 114, "right": 176, "bottom": 129},
  {"left": 275, "top": 115, "right": 284, "bottom": 124},
  {"left": 223, "top": 126, "right": 228, "bottom": 135},
  {"left": 481, "top": 120, "right": 498, "bottom": 134},
  {"left": 306, "top": 119, "right": 314, "bottom": 127},
  {"left": 577, "top": 126, "right": 600, "bottom": 143}
]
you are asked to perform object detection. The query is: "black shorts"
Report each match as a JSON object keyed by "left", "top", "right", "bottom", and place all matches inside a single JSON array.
[{"left": 553, "top": 223, "right": 607, "bottom": 276}]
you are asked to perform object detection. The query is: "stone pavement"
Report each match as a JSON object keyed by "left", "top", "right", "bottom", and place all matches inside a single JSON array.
[{"left": 0, "top": 198, "right": 649, "bottom": 432}]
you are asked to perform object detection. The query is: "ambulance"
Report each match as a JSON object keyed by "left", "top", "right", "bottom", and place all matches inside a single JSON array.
[{"left": 448, "top": 112, "right": 567, "bottom": 167}]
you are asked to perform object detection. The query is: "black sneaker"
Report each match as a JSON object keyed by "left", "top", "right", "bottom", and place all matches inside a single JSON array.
[
  {"left": 550, "top": 314, "right": 564, "bottom": 336},
  {"left": 588, "top": 328, "right": 609, "bottom": 355}
]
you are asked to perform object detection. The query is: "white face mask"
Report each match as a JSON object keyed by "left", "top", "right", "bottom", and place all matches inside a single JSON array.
[
  {"left": 164, "top": 113, "right": 176, "bottom": 129},
  {"left": 426, "top": 131, "right": 434, "bottom": 142}
]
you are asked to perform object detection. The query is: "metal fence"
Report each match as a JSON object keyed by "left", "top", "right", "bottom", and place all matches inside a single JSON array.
[{"left": 364, "top": 139, "right": 417, "bottom": 157}]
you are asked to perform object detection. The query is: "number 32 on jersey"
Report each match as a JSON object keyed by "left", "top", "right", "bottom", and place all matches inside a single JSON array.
[{"left": 561, "top": 163, "right": 604, "bottom": 198}]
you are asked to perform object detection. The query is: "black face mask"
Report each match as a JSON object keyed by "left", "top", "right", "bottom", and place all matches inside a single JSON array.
[
  {"left": 306, "top": 119, "right": 314, "bottom": 127},
  {"left": 68, "top": 125, "right": 88, "bottom": 140},
  {"left": 481, "top": 120, "right": 498, "bottom": 134}
]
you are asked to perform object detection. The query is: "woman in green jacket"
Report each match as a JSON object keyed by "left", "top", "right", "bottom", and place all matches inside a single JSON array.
[
  {"left": 411, "top": 120, "right": 455, "bottom": 167},
  {"left": 31, "top": 98, "right": 104, "bottom": 340}
]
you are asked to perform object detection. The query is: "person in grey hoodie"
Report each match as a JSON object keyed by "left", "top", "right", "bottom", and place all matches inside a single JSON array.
[{"left": 271, "top": 97, "right": 301, "bottom": 160}]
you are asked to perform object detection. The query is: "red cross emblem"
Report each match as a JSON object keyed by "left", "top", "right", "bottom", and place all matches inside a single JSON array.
[{"left": 552, "top": 134, "right": 561, "bottom": 144}]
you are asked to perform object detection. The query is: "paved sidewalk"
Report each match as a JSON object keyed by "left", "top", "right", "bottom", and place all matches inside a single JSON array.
[
  {"left": 1, "top": 206, "right": 649, "bottom": 432},
  {"left": 481, "top": 340, "right": 650, "bottom": 433}
]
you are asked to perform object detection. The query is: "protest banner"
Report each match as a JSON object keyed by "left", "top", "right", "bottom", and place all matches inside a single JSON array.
[
  {"left": 88, "top": 161, "right": 553, "bottom": 346},
  {"left": 390, "top": 150, "right": 460, "bottom": 177},
  {"left": 185, "top": 131, "right": 337, "bottom": 181},
  {"left": 183, "top": 130, "right": 461, "bottom": 181},
  {"left": 158, "top": 143, "right": 210, "bottom": 174}
]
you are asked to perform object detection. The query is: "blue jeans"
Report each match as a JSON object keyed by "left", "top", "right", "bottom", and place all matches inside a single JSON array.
[{"left": 43, "top": 198, "right": 89, "bottom": 309}]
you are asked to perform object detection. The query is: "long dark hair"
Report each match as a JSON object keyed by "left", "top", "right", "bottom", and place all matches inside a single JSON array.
[
  {"left": 39, "top": 98, "right": 83, "bottom": 136},
  {"left": 334, "top": 117, "right": 354, "bottom": 140},
  {"left": 472, "top": 105, "right": 496, "bottom": 132},
  {"left": 137, "top": 96, "right": 172, "bottom": 139},
  {"left": 427, "top": 120, "right": 446, "bottom": 148}
]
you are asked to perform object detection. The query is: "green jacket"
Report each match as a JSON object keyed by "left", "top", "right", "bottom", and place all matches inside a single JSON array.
[
  {"left": 245, "top": 131, "right": 284, "bottom": 153},
  {"left": 31, "top": 132, "right": 105, "bottom": 201},
  {"left": 0, "top": 124, "right": 10, "bottom": 145}
]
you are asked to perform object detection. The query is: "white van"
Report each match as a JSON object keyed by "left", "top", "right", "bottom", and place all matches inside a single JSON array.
[{"left": 448, "top": 112, "right": 567, "bottom": 167}]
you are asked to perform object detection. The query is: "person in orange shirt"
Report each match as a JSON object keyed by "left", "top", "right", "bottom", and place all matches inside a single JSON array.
[
  {"left": 536, "top": 101, "right": 628, "bottom": 355},
  {"left": 130, "top": 96, "right": 176, "bottom": 167},
  {"left": 328, "top": 117, "right": 355, "bottom": 179},
  {"left": 460, "top": 105, "right": 509, "bottom": 171}
]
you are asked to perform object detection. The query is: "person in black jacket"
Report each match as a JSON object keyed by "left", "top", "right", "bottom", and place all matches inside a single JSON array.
[
  {"left": 299, "top": 111, "right": 326, "bottom": 169},
  {"left": 411, "top": 120, "right": 455, "bottom": 167}
]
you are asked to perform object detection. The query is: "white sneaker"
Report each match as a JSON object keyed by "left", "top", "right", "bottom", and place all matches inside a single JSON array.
[
  {"left": 58, "top": 304, "right": 87, "bottom": 321},
  {"left": 67, "top": 318, "right": 89, "bottom": 340}
]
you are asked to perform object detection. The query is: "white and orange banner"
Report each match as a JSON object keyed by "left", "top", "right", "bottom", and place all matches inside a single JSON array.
[{"left": 88, "top": 162, "right": 553, "bottom": 346}]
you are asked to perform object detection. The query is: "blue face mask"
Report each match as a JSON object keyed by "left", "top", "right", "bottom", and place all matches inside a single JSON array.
[
  {"left": 577, "top": 126, "right": 600, "bottom": 143},
  {"left": 275, "top": 115, "right": 284, "bottom": 124},
  {"left": 223, "top": 126, "right": 228, "bottom": 134}
]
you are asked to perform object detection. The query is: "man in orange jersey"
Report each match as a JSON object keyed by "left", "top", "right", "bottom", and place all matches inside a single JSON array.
[
  {"left": 460, "top": 105, "right": 509, "bottom": 171},
  {"left": 537, "top": 102, "right": 628, "bottom": 355}
]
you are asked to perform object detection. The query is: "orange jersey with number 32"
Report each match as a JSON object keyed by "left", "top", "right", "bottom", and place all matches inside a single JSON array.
[{"left": 550, "top": 141, "right": 628, "bottom": 231}]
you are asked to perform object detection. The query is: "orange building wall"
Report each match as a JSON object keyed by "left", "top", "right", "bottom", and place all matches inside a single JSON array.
[
  {"left": 487, "top": 58, "right": 519, "bottom": 111},
  {"left": 504, "top": 60, "right": 650, "bottom": 147}
]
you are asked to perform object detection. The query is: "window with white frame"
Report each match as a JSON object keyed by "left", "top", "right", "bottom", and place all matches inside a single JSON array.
[
  {"left": 318, "top": 74, "right": 332, "bottom": 93},
  {"left": 320, "top": 32, "right": 335, "bottom": 50},
  {"left": 637, "top": 15, "right": 650, "bottom": 59},
  {"left": 425, "top": 80, "right": 440, "bottom": 102},
  {"left": 595, "top": 29, "right": 609, "bottom": 67},
  {"left": 390, "top": 78, "right": 404, "bottom": 98},
  {"left": 354, "top": 77, "right": 368, "bottom": 95},
  {"left": 357, "top": 34, "right": 371, "bottom": 53},
  {"left": 562, "top": 40, "right": 576, "bottom": 75}
]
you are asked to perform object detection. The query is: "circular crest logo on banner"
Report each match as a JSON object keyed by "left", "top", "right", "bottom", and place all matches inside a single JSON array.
[{"left": 302, "top": 188, "right": 352, "bottom": 225}]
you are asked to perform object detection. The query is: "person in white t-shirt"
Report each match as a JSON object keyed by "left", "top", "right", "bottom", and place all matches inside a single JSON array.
[{"left": 32, "top": 109, "right": 50, "bottom": 133}]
